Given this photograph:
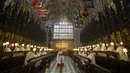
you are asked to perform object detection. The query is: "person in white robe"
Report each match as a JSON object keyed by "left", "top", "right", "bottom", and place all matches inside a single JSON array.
[
  {"left": 57, "top": 50, "right": 64, "bottom": 66},
  {"left": 101, "top": 44, "right": 107, "bottom": 51},
  {"left": 24, "top": 48, "right": 36, "bottom": 65},
  {"left": 35, "top": 50, "right": 41, "bottom": 57},
  {"left": 107, "top": 42, "right": 115, "bottom": 52},
  {"left": 4, "top": 46, "right": 11, "bottom": 52},
  {"left": 93, "top": 44, "right": 100, "bottom": 51},
  {"left": 14, "top": 46, "right": 20, "bottom": 51},
  {"left": 99, "top": 44, "right": 107, "bottom": 57},
  {"left": 3, "top": 42, "right": 11, "bottom": 52},
  {"left": 87, "top": 45, "right": 99, "bottom": 64},
  {"left": 34, "top": 49, "right": 43, "bottom": 67},
  {"left": 14, "top": 43, "right": 20, "bottom": 52},
  {"left": 88, "top": 47, "right": 92, "bottom": 51},
  {"left": 13, "top": 44, "right": 25, "bottom": 57},
  {"left": 2, "top": 45, "right": 12, "bottom": 59},
  {"left": 19, "top": 44, "right": 25, "bottom": 51},
  {"left": 79, "top": 52, "right": 82, "bottom": 56},
  {"left": 41, "top": 50, "right": 45, "bottom": 55},
  {"left": 81, "top": 51, "right": 87, "bottom": 57},
  {"left": 87, "top": 53, "right": 96, "bottom": 64},
  {"left": 107, "top": 43, "right": 116, "bottom": 58},
  {"left": 116, "top": 46, "right": 129, "bottom": 61},
  {"left": 107, "top": 46, "right": 115, "bottom": 52},
  {"left": 26, "top": 45, "right": 31, "bottom": 51}
]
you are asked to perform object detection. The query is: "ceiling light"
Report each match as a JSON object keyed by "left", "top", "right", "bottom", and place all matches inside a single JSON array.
[
  {"left": 110, "top": 42, "right": 114, "bottom": 46},
  {"left": 3, "top": 43, "right": 6, "bottom": 46},
  {"left": 40, "top": 48, "right": 42, "bottom": 51},
  {"left": 6, "top": 42, "right": 9, "bottom": 45},
  {"left": 15, "top": 43, "right": 19, "bottom": 46},
  {"left": 85, "top": 48, "right": 87, "bottom": 51},
  {"left": 120, "top": 42, "right": 123, "bottom": 45},
  {"left": 97, "top": 44, "right": 100, "bottom": 47},
  {"left": 33, "top": 48, "right": 36, "bottom": 52},
  {"left": 102, "top": 44, "right": 105, "bottom": 46},
  {"left": 22, "top": 44, "right": 24, "bottom": 46},
  {"left": 12, "top": 44, "right": 14, "bottom": 46},
  {"left": 27, "top": 44, "right": 30, "bottom": 47}
]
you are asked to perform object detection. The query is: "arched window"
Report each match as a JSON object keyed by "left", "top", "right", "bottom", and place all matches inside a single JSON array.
[{"left": 53, "top": 21, "right": 73, "bottom": 39}]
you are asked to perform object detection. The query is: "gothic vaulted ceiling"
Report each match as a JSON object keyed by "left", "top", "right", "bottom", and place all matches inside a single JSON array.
[{"left": 44, "top": 0, "right": 83, "bottom": 21}]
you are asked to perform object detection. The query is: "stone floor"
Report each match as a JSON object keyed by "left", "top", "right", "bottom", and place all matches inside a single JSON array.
[{"left": 45, "top": 56, "right": 77, "bottom": 73}]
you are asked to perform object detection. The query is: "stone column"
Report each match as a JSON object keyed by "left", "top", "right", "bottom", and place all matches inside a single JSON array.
[{"left": 74, "top": 27, "right": 82, "bottom": 48}]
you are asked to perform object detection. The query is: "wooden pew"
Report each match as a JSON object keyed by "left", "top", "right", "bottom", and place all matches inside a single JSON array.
[
  {"left": 23, "top": 54, "right": 56, "bottom": 73},
  {"left": 95, "top": 55, "right": 130, "bottom": 73},
  {"left": 71, "top": 54, "right": 111, "bottom": 73},
  {"left": 0, "top": 51, "right": 28, "bottom": 73},
  {"left": 92, "top": 51, "right": 119, "bottom": 59}
]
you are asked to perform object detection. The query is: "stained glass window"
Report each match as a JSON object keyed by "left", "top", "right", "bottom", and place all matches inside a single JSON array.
[{"left": 53, "top": 22, "right": 73, "bottom": 39}]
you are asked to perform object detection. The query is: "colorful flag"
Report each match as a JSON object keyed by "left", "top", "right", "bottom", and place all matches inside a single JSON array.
[
  {"left": 38, "top": 9, "right": 48, "bottom": 17},
  {"left": 31, "top": 0, "right": 43, "bottom": 10},
  {"left": 83, "top": 0, "right": 87, "bottom": 11},
  {"left": 26, "top": 0, "right": 32, "bottom": 5},
  {"left": 86, "top": 0, "right": 94, "bottom": 8},
  {"left": 74, "top": 16, "right": 85, "bottom": 28},
  {"left": 79, "top": 10, "right": 88, "bottom": 20},
  {"left": 80, "top": 0, "right": 89, "bottom": 19}
]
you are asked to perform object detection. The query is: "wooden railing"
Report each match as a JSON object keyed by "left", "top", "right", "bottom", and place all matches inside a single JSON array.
[
  {"left": 70, "top": 54, "right": 111, "bottom": 73},
  {"left": 92, "top": 51, "right": 119, "bottom": 59},
  {"left": 0, "top": 52, "right": 56, "bottom": 73},
  {"left": 0, "top": 51, "right": 28, "bottom": 73},
  {"left": 23, "top": 54, "right": 55, "bottom": 73},
  {"left": 95, "top": 55, "right": 130, "bottom": 73}
]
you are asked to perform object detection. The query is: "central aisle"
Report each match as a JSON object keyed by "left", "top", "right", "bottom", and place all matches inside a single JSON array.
[{"left": 45, "top": 56, "right": 77, "bottom": 73}]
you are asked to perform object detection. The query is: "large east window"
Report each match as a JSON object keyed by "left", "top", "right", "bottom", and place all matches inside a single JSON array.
[{"left": 53, "top": 21, "right": 73, "bottom": 39}]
